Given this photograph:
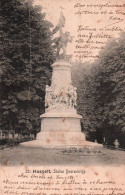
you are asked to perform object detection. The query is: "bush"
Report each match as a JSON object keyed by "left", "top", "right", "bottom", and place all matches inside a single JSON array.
[
  {"left": 0, "top": 139, "right": 8, "bottom": 145},
  {"left": 0, "top": 136, "right": 34, "bottom": 149}
]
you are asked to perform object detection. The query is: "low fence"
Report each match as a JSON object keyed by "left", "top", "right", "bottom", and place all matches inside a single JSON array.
[
  {"left": 103, "top": 144, "right": 125, "bottom": 151},
  {"left": 0, "top": 130, "right": 35, "bottom": 140},
  {"left": 0, "top": 130, "right": 15, "bottom": 140},
  {"left": 0, "top": 130, "right": 35, "bottom": 150}
]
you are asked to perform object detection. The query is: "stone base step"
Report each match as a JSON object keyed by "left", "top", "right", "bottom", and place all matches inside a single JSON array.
[{"left": 20, "top": 131, "right": 102, "bottom": 148}]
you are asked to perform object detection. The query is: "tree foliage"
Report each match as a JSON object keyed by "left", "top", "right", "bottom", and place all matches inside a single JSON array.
[
  {"left": 72, "top": 32, "right": 125, "bottom": 148},
  {"left": 0, "top": 0, "right": 55, "bottom": 134}
]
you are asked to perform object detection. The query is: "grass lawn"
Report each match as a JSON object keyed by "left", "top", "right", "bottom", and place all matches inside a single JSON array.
[{"left": 0, "top": 144, "right": 125, "bottom": 166}]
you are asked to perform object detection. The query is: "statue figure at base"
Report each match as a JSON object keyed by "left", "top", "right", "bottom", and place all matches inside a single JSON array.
[{"left": 45, "top": 84, "right": 77, "bottom": 112}]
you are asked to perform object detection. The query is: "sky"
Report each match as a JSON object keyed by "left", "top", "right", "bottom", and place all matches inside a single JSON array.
[{"left": 33, "top": 0, "right": 125, "bottom": 62}]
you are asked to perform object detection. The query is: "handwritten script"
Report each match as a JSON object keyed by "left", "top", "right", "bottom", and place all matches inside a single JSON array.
[
  {"left": 1, "top": 168, "right": 125, "bottom": 195},
  {"left": 73, "top": 1, "right": 125, "bottom": 60}
]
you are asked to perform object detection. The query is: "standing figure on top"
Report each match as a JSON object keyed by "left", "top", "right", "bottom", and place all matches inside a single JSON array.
[
  {"left": 56, "top": 31, "right": 73, "bottom": 59},
  {"left": 52, "top": 9, "right": 74, "bottom": 60}
]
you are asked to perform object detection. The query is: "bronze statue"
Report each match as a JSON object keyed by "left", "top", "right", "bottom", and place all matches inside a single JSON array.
[{"left": 52, "top": 10, "right": 74, "bottom": 60}]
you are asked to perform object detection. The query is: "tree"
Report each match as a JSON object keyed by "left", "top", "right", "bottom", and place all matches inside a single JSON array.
[
  {"left": 94, "top": 32, "right": 125, "bottom": 147},
  {"left": 0, "top": 0, "right": 55, "bottom": 134},
  {"left": 72, "top": 32, "right": 125, "bottom": 148}
]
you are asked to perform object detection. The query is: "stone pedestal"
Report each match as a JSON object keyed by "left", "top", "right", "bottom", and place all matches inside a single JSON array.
[
  {"left": 40, "top": 113, "right": 82, "bottom": 132},
  {"left": 35, "top": 59, "right": 85, "bottom": 147},
  {"left": 20, "top": 59, "right": 102, "bottom": 148},
  {"left": 35, "top": 112, "right": 85, "bottom": 147}
]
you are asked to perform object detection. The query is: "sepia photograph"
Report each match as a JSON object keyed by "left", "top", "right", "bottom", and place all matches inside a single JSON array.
[{"left": 0, "top": 0, "right": 125, "bottom": 194}]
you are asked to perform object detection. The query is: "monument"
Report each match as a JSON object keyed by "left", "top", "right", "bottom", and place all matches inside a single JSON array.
[{"left": 21, "top": 11, "right": 101, "bottom": 148}]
